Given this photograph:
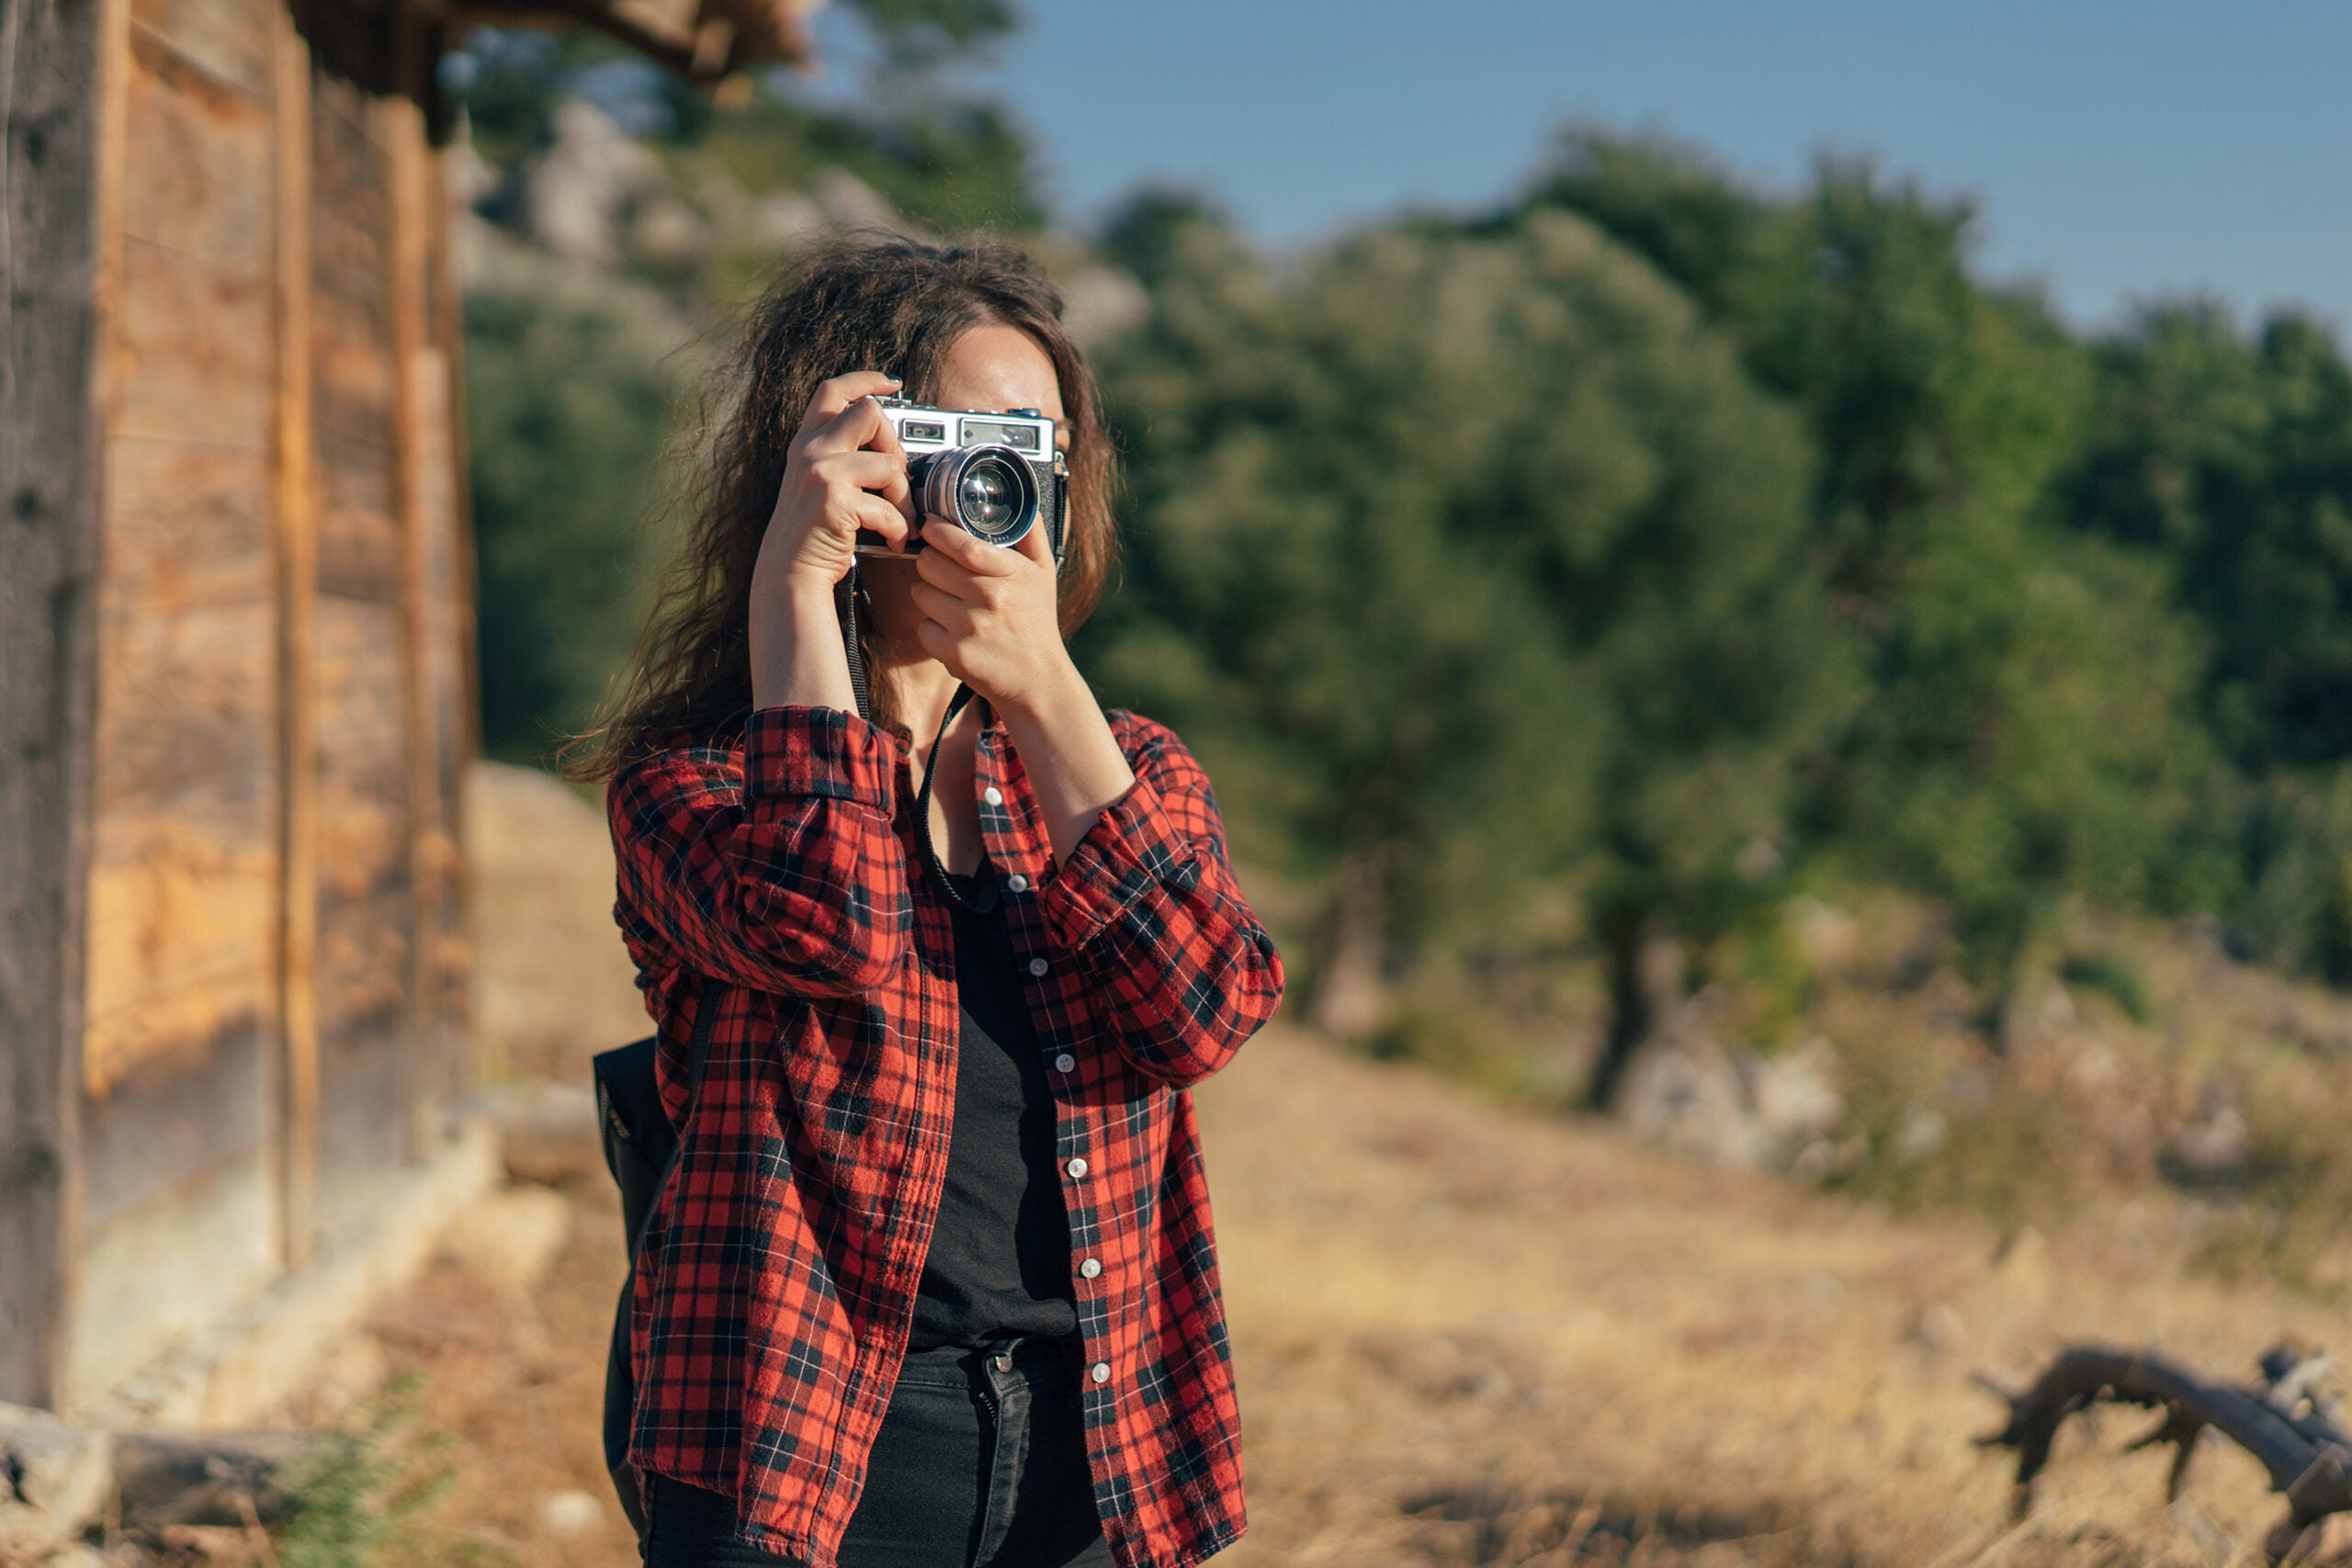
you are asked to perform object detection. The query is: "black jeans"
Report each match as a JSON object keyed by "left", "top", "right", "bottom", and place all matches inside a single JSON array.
[{"left": 640, "top": 1335, "right": 1114, "bottom": 1568}]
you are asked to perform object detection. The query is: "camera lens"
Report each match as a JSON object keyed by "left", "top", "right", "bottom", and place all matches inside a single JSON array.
[
  {"left": 924, "top": 445, "right": 1038, "bottom": 547},
  {"left": 958, "top": 459, "right": 1020, "bottom": 533}
]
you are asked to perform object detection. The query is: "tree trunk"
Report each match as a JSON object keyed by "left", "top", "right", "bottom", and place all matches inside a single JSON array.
[
  {"left": 1584, "top": 908, "right": 1652, "bottom": 1111},
  {"left": 1587, "top": 907, "right": 1687, "bottom": 1113},
  {"left": 1308, "top": 854, "right": 1386, "bottom": 1042}
]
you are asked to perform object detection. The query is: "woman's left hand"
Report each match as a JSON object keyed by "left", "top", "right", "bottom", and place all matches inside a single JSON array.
[{"left": 907, "top": 515, "right": 1072, "bottom": 709}]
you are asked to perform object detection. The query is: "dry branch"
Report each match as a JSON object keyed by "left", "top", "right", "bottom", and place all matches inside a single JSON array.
[{"left": 1978, "top": 1339, "right": 2352, "bottom": 1551}]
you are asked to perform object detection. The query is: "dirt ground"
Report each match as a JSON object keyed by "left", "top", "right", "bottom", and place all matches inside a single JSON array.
[{"left": 350, "top": 761, "right": 2352, "bottom": 1567}]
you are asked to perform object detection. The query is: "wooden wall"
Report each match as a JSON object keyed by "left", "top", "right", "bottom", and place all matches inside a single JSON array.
[
  {"left": 25, "top": 0, "right": 475, "bottom": 1411},
  {"left": 1, "top": 0, "right": 111, "bottom": 1414}
]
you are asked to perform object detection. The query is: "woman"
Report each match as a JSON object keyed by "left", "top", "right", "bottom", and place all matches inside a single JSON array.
[{"left": 561, "top": 237, "right": 1284, "bottom": 1568}]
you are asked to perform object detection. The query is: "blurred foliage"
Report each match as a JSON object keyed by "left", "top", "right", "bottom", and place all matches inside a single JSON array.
[
  {"left": 276, "top": 1375, "right": 474, "bottom": 1568},
  {"left": 464, "top": 283, "right": 680, "bottom": 768},
  {"left": 1515, "top": 130, "right": 2233, "bottom": 1001},
  {"left": 2058, "top": 949, "right": 2152, "bottom": 1025}
]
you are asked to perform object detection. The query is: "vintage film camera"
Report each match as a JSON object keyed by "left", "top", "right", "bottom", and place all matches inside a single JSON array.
[{"left": 854, "top": 397, "right": 1069, "bottom": 565}]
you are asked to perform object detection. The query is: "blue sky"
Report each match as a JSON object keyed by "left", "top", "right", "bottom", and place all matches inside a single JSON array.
[{"left": 820, "top": 0, "right": 2349, "bottom": 338}]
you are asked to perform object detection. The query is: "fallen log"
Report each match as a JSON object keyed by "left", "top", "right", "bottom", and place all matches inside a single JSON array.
[
  {"left": 1978, "top": 1339, "right": 2352, "bottom": 1560},
  {"left": 111, "top": 1428, "right": 345, "bottom": 1529}
]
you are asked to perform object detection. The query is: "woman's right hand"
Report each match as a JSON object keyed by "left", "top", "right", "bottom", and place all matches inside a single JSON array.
[
  {"left": 748, "top": 372, "right": 922, "bottom": 713},
  {"left": 754, "top": 371, "right": 921, "bottom": 599}
]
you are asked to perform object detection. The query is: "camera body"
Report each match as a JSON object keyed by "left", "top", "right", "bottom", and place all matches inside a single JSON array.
[{"left": 855, "top": 397, "right": 1068, "bottom": 565}]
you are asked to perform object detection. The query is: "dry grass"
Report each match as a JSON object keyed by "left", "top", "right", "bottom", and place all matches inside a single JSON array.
[{"left": 336, "top": 761, "right": 2352, "bottom": 1567}]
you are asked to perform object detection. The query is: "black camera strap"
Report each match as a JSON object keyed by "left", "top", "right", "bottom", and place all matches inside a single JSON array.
[
  {"left": 835, "top": 562, "right": 990, "bottom": 916},
  {"left": 835, "top": 567, "right": 873, "bottom": 722}
]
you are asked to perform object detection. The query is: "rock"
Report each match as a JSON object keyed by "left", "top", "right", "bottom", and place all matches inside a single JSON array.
[
  {"left": 0, "top": 1403, "right": 112, "bottom": 1554},
  {"left": 2165, "top": 1102, "right": 2249, "bottom": 1184},
  {"left": 1618, "top": 1038, "right": 1765, "bottom": 1167},
  {"left": 526, "top": 99, "right": 665, "bottom": 269},
  {"left": 631, "top": 196, "right": 709, "bottom": 260},
  {"left": 537, "top": 1488, "right": 606, "bottom": 1536},
  {"left": 1893, "top": 1105, "right": 1947, "bottom": 1163},
  {"left": 1749, "top": 1036, "right": 1844, "bottom": 1151},
  {"left": 478, "top": 1078, "right": 604, "bottom": 1185},
  {"left": 750, "top": 190, "right": 828, "bottom": 251},
  {"left": 441, "top": 1185, "right": 575, "bottom": 1291},
  {"left": 1787, "top": 896, "right": 1860, "bottom": 975},
  {"left": 807, "top": 167, "right": 901, "bottom": 234},
  {"left": 1616, "top": 1033, "right": 1842, "bottom": 1171}
]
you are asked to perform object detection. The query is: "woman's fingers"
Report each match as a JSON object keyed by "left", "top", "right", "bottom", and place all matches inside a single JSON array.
[
  {"left": 845, "top": 491, "right": 911, "bottom": 552},
  {"left": 794, "top": 372, "right": 900, "bottom": 444},
  {"left": 808, "top": 444, "right": 916, "bottom": 539},
  {"left": 1012, "top": 511, "right": 1057, "bottom": 570},
  {"left": 908, "top": 578, "right": 975, "bottom": 626},
  {"left": 809, "top": 449, "right": 906, "bottom": 493},
  {"left": 918, "top": 517, "right": 1022, "bottom": 576}
]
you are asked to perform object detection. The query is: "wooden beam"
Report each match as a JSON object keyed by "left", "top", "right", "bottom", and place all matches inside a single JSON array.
[
  {"left": 271, "top": 6, "right": 321, "bottom": 1268},
  {"left": 0, "top": 0, "right": 128, "bottom": 1413},
  {"left": 383, "top": 88, "right": 438, "bottom": 1159},
  {"left": 432, "top": 73, "right": 482, "bottom": 1117}
]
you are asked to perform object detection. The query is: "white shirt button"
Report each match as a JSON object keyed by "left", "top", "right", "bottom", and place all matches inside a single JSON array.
[
  {"left": 1028, "top": 957, "right": 1049, "bottom": 977},
  {"left": 1006, "top": 873, "right": 1029, "bottom": 892},
  {"left": 1066, "top": 1156, "right": 1088, "bottom": 1179},
  {"left": 983, "top": 786, "right": 1003, "bottom": 807},
  {"left": 1053, "top": 1053, "right": 1076, "bottom": 1073},
  {"left": 1090, "top": 1361, "right": 1112, "bottom": 1383},
  {"left": 1080, "top": 1258, "right": 1102, "bottom": 1279}
]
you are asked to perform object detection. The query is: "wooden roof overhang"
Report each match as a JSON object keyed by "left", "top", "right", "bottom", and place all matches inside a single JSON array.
[{"left": 287, "top": 0, "right": 822, "bottom": 138}]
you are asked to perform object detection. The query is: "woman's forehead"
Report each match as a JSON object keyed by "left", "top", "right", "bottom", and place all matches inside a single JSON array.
[{"left": 934, "top": 323, "right": 1065, "bottom": 419}]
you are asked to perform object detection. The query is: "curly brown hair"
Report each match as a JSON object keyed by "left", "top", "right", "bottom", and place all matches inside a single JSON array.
[{"left": 555, "top": 234, "right": 1120, "bottom": 786}]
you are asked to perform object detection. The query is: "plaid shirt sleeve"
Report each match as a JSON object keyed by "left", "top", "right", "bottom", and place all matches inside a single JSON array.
[
  {"left": 606, "top": 704, "right": 911, "bottom": 1000},
  {"left": 1035, "top": 712, "right": 1285, "bottom": 1088}
]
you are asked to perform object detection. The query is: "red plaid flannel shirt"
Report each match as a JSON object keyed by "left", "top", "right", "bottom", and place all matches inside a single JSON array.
[{"left": 605, "top": 699, "right": 1284, "bottom": 1568}]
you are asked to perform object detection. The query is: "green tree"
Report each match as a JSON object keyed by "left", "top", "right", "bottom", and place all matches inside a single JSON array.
[
  {"left": 2064, "top": 302, "right": 2352, "bottom": 973},
  {"left": 1088, "top": 199, "right": 1854, "bottom": 1091},
  {"left": 1518, "top": 130, "right": 2224, "bottom": 998}
]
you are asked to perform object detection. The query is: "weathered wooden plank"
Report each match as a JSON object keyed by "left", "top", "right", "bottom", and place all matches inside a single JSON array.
[
  {"left": 384, "top": 93, "right": 447, "bottom": 1152},
  {"left": 119, "top": 29, "right": 269, "bottom": 273},
  {"left": 112, "top": 238, "right": 274, "bottom": 448},
  {"left": 315, "top": 441, "right": 401, "bottom": 599},
  {"left": 103, "top": 438, "right": 272, "bottom": 611},
  {"left": 312, "top": 888, "right": 413, "bottom": 1230},
  {"left": 86, "top": 591, "right": 274, "bottom": 821},
  {"left": 312, "top": 595, "right": 413, "bottom": 874},
  {"left": 307, "top": 73, "right": 392, "bottom": 392},
  {"left": 0, "top": 0, "right": 119, "bottom": 1413},
  {"left": 310, "top": 575, "right": 415, "bottom": 1218},
  {"left": 81, "top": 816, "right": 275, "bottom": 1098},
  {"left": 410, "top": 346, "right": 471, "bottom": 1106},
  {"left": 80, "top": 1014, "right": 268, "bottom": 1228},
  {"left": 130, "top": 0, "right": 271, "bottom": 100},
  {"left": 309, "top": 71, "right": 400, "bottom": 604},
  {"left": 273, "top": 8, "right": 321, "bottom": 1269}
]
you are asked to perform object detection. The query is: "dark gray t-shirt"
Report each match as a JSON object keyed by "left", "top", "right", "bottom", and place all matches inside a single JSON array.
[{"left": 905, "top": 855, "right": 1080, "bottom": 1351}]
